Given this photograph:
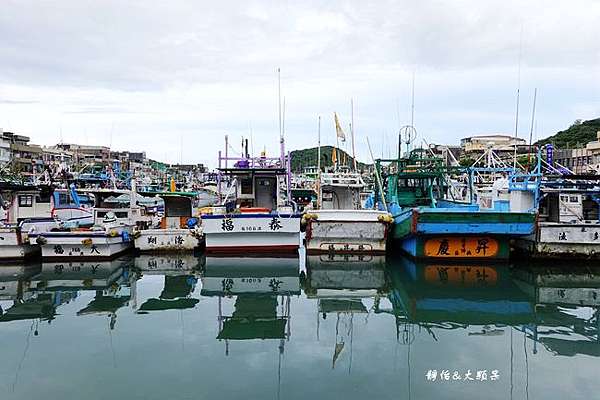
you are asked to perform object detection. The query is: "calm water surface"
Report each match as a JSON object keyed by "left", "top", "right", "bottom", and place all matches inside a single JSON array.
[{"left": 0, "top": 252, "right": 598, "bottom": 400}]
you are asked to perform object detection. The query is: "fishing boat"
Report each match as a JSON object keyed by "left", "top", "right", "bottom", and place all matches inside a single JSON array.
[
  {"left": 304, "top": 112, "right": 392, "bottom": 255},
  {"left": 28, "top": 217, "right": 134, "bottom": 260},
  {"left": 375, "top": 148, "right": 537, "bottom": 260},
  {"left": 0, "top": 182, "right": 55, "bottom": 260},
  {"left": 27, "top": 189, "right": 144, "bottom": 260},
  {"left": 514, "top": 173, "right": 600, "bottom": 259},
  {"left": 304, "top": 165, "right": 392, "bottom": 254},
  {"left": 201, "top": 137, "right": 301, "bottom": 255},
  {"left": 134, "top": 192, "right": 202, "bottom": 252}
]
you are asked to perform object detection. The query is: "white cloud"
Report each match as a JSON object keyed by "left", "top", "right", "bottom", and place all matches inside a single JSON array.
[{"left": 0, "top": 0, "right": 598, "bottom": 166}]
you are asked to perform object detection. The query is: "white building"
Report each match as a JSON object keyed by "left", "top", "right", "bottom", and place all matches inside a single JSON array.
[
  {"left": 461, "top": 134, "right": 528, "bottom": 154},
  {"left": 0, "top": 129, "right": 11, "bottom": 164}
]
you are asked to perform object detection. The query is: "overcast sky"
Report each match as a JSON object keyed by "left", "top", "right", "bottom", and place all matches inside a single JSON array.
[{"left": 1, "top": 0, "right": 599, "bottom": 167}]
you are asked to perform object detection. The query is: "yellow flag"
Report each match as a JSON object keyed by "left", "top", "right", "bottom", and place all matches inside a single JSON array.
[
  {"left": 334, "top": 112, "right": 346, "bottom": 142},
  {"left": 332, "top": 147, "right": 337, "bottom": 165}
]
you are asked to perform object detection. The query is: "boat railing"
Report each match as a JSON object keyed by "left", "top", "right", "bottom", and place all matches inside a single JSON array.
[{"left": 218, "top": 155, "right": 284, "bottom": 170}]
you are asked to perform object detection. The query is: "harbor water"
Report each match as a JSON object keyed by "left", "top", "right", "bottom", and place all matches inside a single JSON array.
[{"left": 0, "top": 252, "right": 598, "bottom": 400}]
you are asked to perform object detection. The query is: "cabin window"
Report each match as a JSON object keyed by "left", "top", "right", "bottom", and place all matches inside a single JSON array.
[
  {"left": 59, "top": 193, "right": 71, "bottom": 205},
  {"left": 569, "top": 196, "right": 579, "bottom": 203},
  {"left": 18, "top": 195, "right": 33, "bottom": 207},
  {"left": 241, "top": 177, "right": 253, "bottom": 195}
]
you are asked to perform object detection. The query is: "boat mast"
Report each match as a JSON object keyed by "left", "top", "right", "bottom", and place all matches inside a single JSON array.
[
  {"left": 317, "top": 116, "right": 322, "bottom": 209},
  {"left": 278, "top": 68, "right": 285, "bottom": 164},
  {"left": 410, "top": 71, "right": 415, "bottom": 128},
  {"left": 351, "top": 99, "right": 357, "bottom": 171},
  {"left": 335, "top": 114, "right": 340, "bottom": 171},
  {"left": 513, "top": 26, "right": 523, "bottom": 170},
  {"left": 528, "top": 88, "right": 538, "bottom": 169}
]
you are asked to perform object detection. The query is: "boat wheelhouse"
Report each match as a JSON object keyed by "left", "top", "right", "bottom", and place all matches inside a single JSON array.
[
  {"left": 201, "top": 139, "right": 301, "bottom": 255},
  {"left": 134, "top": 192, "right": 202, "bottom": 252},
  {"left": 51, "top": 185, "right": 94, "bottom": 227}
]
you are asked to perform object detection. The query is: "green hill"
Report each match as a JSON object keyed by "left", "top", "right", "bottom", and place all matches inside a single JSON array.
[
  {"left": 290, "top": 146, "right": 370, "bottom": 173},
  {"left": 535, "top": 118, "right": 600, "bottom": 148}
]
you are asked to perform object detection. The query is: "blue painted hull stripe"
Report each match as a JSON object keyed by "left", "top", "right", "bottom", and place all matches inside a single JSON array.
[{"left": 416, "top": 222, "right": 534, "bottom": 235}]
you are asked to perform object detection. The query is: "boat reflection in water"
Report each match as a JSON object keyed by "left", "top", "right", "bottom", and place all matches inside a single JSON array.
[
  {"left": 0, "top": 263, "right": 49, "bottom": 325},
  {"left": 132, "top": 254, "right": 202, "bottom": 313},
  {"left": 32, "top": 258, "right": 132, "bottom": 330},
  {"left": 304, "top": 254, "right": 389, "bottom": 370},
  {"left": 201, "top": 255, "right": 300, "bottom": 398},
  {"left": 0, "top": 253, "right": 599, "bottom": 399},
  {"left": 512, "top": 265, "right": 600, "bottom": 357},
  {"left": 201, "top": 256, "right": 300, "bottom": 350},
  {"left": 0, "top": 258, "right": 132, "bottom": 333},
  {"left": 386, "top": 257, "right": 533, "bottom": 329},
  {"left": 381, "top": 255, "right": 600, "bottom": 398}
]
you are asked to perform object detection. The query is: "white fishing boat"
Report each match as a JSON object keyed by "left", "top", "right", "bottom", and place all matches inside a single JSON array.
[
  {"left": 28, "top": 183, "right": 155, "bottom": 260},
  {"left": 134, "top": 192, "right": 202, "bottom": 252},
  {"left": 514, "top": 174, "right": 600, "bottom": 259},
  {"left": 201, "top": 137, "right": 301, "bottom": 255},
  {"left": 28, "top": 216, "right": 134, "bottom": 260},
  {"left": 304, "top": 167, "right": 392, "bottom": 254},
  {"left": 304, "top": 111, "right": 392, "bottom": 255}
]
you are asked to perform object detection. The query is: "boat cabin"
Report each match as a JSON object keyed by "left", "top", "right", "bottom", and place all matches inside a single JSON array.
[
  {"left": 0, "top": 183, "right": 53, "bottom": 224},
  {"left": 219, "top": 167, "right": 290, "bottom": 212},
  {"left": 138, "top": 192, "right": 196, "bottom": 229},
  {"left": 79, "top": 189, "right": 150, "bottom": 226},
  {"left": 536, "top": 175, "right": 600, "bottom": 223},
  {"left": 319, "top": 171, "right": 365, "bottom": 210}
]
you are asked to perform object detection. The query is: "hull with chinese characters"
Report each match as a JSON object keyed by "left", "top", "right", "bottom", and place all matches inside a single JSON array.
[
  {"left": 201, "top": 213, "right": 301, "bottom": 255},
  {"left": 135, "top": 229, "right": 201, "bottom": 252},
  {"left": 0, "top": 227, "right": 39, "bottom": 260},
  {"left": 304, "top": 210, "right": 391, "bottom": 255},
  {"left": 396, "top": 208, "right": 535, "bottom": 260},
  {"left": 401, "top": 235, "right": 512, "bottom": 260},
  {"left": 514, "top": 222, "right": 600, "bottom": 259},
  {"left": 28, "top": 225, "right": 134, "bottom": 260}
]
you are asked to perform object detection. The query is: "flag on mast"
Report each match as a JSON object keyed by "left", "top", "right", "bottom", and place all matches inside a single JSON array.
[{"left": 334, "top": 112, "right": 346, "bottom": 142}]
